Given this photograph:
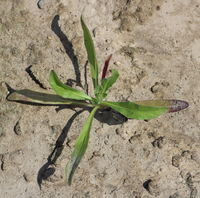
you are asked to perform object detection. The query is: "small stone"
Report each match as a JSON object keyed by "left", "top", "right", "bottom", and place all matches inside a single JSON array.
[
  {"left": 114, "top": 61, "right": 121, "bottom": 66},
  {"left": 191, "top": 151, "right": 200, "bottom": 164},
  {"left": 23, "top": 173, "right": 30, "bottom": 182},
  {"left": 172, "top": 155, "right": 182, "bottom": 167},
  {"left": 152, "top": 136, "right": 165, "bottom": 148},
  {"left": 181, "top": 150, "right": 191, "bottom": 158},
  {"left": 115, "top": 128, "right": 120, "bottom": 135},
  {"left": 47, "top": 36, "right": 52, "bottom": 40},
  {"left": 14, "top": 121, "right": 22, "bottom": 135},
  {"left": 37, "top": 0, "right": 55, "bottom": 9},
  {"left": 150, "top": 82, "right": 160, "bottom": 93},
  {"left": 128, "top": 134, "right": 141, "bottom": 144},
  {"left": 143, "top": 179, "right": 160, "bottom": 196}
]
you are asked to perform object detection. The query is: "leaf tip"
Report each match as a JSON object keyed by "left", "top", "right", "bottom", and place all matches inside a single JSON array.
[
  {"left": 101, "top": 54, "right": 113, "bottom": 80},
  {"left": 80, "top": 15, "right": 85, "bottom": 26},
  {"left": 168, "top": 100, "right": 189, "bottom": 113}
]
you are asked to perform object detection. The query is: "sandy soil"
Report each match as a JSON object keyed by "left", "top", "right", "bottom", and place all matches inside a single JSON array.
[{"left": 0, "top": 0, "right": 200, "bottom": 197}]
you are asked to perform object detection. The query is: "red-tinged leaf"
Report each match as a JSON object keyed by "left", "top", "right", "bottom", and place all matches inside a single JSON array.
[
  {"left": 101, "top": 54, "right": 112, "bottom": 80},
  {"left": 102, "top": 99, "right": 189, "bottom": 120},
  {"left": 168, "top": 100, "right": 189, "bottom": 113},
  {"left": 134, "top": 100, "right": 189, "bottom": 113},
  {"left": 101, "top": 101, "right": 169, "bottom": 120}
]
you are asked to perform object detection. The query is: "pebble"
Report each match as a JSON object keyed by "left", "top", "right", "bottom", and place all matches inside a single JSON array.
[
  {"left": 151, "top": 136, "right": 165, "bottom": 148},
  {"left": 150, "top": 82, "right": 160, "bottom": 93},
  {"left": 143, "top": 179, "right": 160, "bottom": 196},
  {"left": 37, "top": 0, "right": 53, "bottom": 9},
  {"left": 172, "top": 155, "right": 181, "bottom": 168},
  {"left": 14, "top": 121, "right": 22, "bottom": 136}
]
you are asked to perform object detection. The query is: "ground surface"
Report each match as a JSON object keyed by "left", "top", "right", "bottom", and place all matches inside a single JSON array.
[{"left": 0, "top": 0, "right": 200, "bottom": 197}]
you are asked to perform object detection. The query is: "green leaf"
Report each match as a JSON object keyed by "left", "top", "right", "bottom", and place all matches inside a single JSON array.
[
  {"left": 100, "top": 69, "right": 119, "bottom": 94},
  {"left": 49, "top": 70, "right": 92, "bottom": 101},
  {"left": 95, "top": 70, "right": 119, "bottom": 102},
  {"left": 6, "top": 87, "right": 91, "bottom": 106},
  {"left": 81, "top": 16, "right": 98, "bottom": 88},
  {"left": 134, "top": 99, "right": 189, "bottom": 113},
  {"left": 66, "top": 106, "right": 99, "bottom": 185},
  {"left": 101, "top": 101, "right": 169, "bottom": 120}
]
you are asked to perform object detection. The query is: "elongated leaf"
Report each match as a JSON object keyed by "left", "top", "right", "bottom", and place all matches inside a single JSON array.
[
  {"left": 95, "top": 70, "right": 119, "bottom": 101},
  {"left": 81, "top": 16, "right": 98, "bottom": 88},
  {"left": 101, "top": 69, "right": 119, "bottom": 94},
  {"left": 66, "top": 106, "right": 99, "bottom": 185},
  {"left": 101, "top": 99, "right": 188, "bottom": 120},
  {"left": 102, "top": 54, "right": 112, "bottom": 79},
  {"left": 134, "top": 100, "right": 189, "bottom": 113},
  {"left": 6, "top": 87, "right": 90, "bottom": 106},
  {"left": 49, "top": 70, "right": 92, "bottom": 101}
]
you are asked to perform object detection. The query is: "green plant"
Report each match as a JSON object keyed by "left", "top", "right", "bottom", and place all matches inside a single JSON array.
[{"left": 7, "top": 16, "right": 189, "bottom": 185}]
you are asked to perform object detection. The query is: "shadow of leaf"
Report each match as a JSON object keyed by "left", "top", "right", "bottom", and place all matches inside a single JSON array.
[
  {"left": 51, "top": 15, "right": 82, "bottom": 88},
  {"left": 95, "top": 108, "right": 128, "bottom": 125},
  {"left": 37, "top": 110, "right": 84, "bottom": 189}
]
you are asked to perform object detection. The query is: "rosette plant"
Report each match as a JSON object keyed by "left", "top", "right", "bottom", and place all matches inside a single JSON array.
[{"left": 6, "top": 16, "right": 189, "bottom": 185}]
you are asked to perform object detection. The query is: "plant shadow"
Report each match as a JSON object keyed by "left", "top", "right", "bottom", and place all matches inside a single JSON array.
[
  {"left": 6, "top": 83, "right": 127, "bottom": 189},
  {"left": 51, "top": 15, "right": 83, "bottom": 88},
  {"left": 36, "top": 107, "right": 127, "bottom": 188},
  {"left": 5, "top": 15, "right": 128, "bottom": 188},
  {"left": 95, "top": 108, "right": 128, "bottom": 125},
  {"left": 37, "top": 109, "right": 84, "bottom": 189}
]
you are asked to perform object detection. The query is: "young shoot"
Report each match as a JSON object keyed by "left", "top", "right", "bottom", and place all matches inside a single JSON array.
[{"left": 6, "top": 16, "right": 189, "bottom": 185}]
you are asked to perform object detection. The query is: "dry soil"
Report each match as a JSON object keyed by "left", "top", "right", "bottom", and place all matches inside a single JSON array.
[{"left": 0, "top": 0, "right": 200, "bottom": 198}]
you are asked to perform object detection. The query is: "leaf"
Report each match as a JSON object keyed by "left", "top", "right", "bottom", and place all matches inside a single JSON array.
[
  {"left": 81, "top": 16, "right": 98, "bottom": 88},
  {"left": 6, "top": 87, "right": 89, "bottom": 106},
  {"left": 102, "top": 100, "right": 175, "bottom": 120},
  {"left": 49, "top": 70, "right": 92, "bottom": 101},
  {"left": 101, "top": 69, "right": 119, "bottom": 94},
  {"left": 95, "top": 69, "right": 119, "bottom": 102},
  {"left": 66, "top": 106, "right": 99, "bottom": 185},
  {"left": 134, "top": 99, "right": 189, "bottom": 113},
  {"left": 101, "top": 54, "right": 112, "bottom": 79}
]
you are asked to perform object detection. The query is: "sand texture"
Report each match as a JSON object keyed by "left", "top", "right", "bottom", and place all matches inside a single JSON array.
[{"left": 0, "top": 0, "right": 200, "bottom": 197}]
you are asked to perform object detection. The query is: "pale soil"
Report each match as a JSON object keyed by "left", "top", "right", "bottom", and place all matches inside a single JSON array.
[{"left": 0, "top": 0, "right": 200, "bottom": 198}]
